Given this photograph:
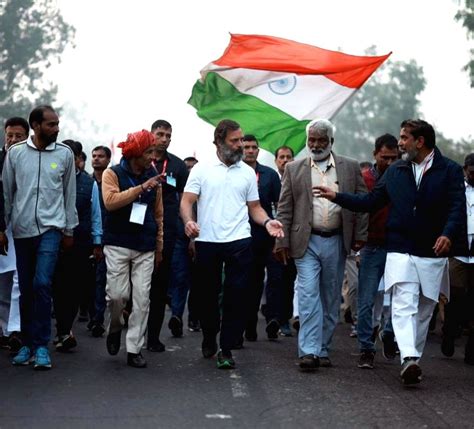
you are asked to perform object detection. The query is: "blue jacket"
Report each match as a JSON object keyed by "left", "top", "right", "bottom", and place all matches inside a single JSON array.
[
  {"left": 103, "top": 160, "right": 158, "bottom": 252},
  {"left": 334, "top": 147, "right": 467, "bottom": 257}
]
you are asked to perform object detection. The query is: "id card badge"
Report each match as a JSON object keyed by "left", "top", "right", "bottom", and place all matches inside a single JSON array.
[
  {"left": 166, "top": 175, "right": 177, "bottom": 187},
  {"left": 130, "top": 202, "right": 147, "bottom": 225}
]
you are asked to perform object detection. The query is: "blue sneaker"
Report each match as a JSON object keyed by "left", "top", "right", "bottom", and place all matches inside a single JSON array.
[
  {"left": 33, "top": 346, "right": 52, "bottom": 370},
  {"left": 12, "top": 346, "right": 33, "bottom": 366}
]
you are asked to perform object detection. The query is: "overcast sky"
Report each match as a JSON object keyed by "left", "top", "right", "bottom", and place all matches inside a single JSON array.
[{"left": 51, "top": 0, "right": 474, "bottom": 163}]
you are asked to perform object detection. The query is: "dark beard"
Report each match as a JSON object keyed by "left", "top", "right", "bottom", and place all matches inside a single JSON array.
[{"left": 220, "top": 143, "right": 243, "bottom": 165}]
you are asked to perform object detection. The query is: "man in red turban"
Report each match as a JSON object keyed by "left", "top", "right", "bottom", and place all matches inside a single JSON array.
[{"left": 101, "top": 130, "right": 164, "bottom": 368}]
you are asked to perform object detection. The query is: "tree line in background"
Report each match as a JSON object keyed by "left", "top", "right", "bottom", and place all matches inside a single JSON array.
[
  {"left": 0, "top": 0, "right": 75, "bottom": 129},
  {"left": 0, "top": 0, "right": 472, "bottom": 164},
  {"left": 334, "top": 48, "right": 473, "bottom": 164}
]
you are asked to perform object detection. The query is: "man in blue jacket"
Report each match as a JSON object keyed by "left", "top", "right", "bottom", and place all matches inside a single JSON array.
[{"left": 316, "top": 119, "right": 466, "bottom": 385}]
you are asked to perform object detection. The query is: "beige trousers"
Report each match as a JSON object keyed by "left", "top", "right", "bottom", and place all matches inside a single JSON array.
[{"left": 104, "top": 245, "right": 155, "bottom": 354}]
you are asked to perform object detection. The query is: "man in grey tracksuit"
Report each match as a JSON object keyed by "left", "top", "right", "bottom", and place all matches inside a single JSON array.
[{"left": 2, "top": 105, "right": 78, "bottom": 370}]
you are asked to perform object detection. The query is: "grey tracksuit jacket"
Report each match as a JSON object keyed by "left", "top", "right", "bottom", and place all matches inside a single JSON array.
[{"left": 2, "top": 138, "right": 78, "bottom": 239}]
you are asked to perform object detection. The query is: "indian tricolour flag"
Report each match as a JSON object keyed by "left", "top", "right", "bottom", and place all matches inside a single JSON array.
[{"left": 188, "top": 34, "right": 391, "bottom": 156}]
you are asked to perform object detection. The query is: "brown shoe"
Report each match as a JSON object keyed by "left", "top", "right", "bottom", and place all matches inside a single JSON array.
[{"left": 299, "top": 354, "right": 319, "bottom": 371}]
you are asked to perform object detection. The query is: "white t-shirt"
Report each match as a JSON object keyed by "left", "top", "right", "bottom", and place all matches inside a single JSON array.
[{"left": 184, "top": 156, "right": 259, "bottom": 243}]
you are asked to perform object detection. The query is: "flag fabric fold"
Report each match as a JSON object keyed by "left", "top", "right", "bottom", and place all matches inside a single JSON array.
[{"left": 189, "top": 34, "right": 391, "bottom": 155}]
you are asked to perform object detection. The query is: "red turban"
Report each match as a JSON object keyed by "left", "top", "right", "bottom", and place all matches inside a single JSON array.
[{"left": 117, "top": 130, "right": 155, "bottom": 159}]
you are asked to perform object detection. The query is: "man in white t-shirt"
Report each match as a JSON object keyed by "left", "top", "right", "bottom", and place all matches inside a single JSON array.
[{"left": 180, "top": 119, "right": 283, "bottom": 370}]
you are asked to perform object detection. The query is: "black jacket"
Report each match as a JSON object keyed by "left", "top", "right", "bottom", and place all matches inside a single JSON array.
[{"left": 334, "top": 147, "right": 467, "bottom": 257}]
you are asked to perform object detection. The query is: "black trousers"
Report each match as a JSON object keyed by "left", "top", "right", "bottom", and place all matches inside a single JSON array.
[
  {"left": 266, "top": 258, "right": 296, "bottom": 324},
  {"left": 444, "top": 258, "right": 474, "bottom": 337},
  {"left": 147, "top": 238, "right": 175, "bottom": 344},
  {"left": 53, "top": 246, "right": 94, "bottom": 336},
  {"left": 195, "top": 238, "right": 252, "bottom": 352},
  {"left": 246, "top": 235, "right": 288, "bottom": 330}
]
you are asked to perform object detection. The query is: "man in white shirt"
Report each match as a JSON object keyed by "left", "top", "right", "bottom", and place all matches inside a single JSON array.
[
  {"left": 180, "top": 119, "right": 283, "bottom": 370},
  {"left": 316, "top": 119, "right": 466, "bottom": 385},
  {"left": 442, "top": 153, "right": 474, "bottom": 365}
]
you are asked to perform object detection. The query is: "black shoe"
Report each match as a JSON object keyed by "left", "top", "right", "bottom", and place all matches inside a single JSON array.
[
  {"left": 127, "top": 352, "right": 147, "bottom": 368},
  {"left": 299, "top": 354, "right": 319, "bottom": 371},
  {"left": 147, "top": 340, "right": 165, "bottom": 352},
  {"left": 266, "top": 319, "right": 280, "bottom": 340},
  {"left": 319, "top": 357, "right": 333, "bottom": 368},
  {"left": 400, "top": 357, "right": 422, "bottom": 385},
  {"left": 86, "top": 320, "right": 95, "bottom": 331},
  {"left": 358, "top": 351, "right": 375, "bottom": 369},
  {"left": 381, "top": 333, "right": 397, "bottom": 360},
  {"left": 244, "top": 327, "right": 257, "bottom": 342},
  {"left": 217, "top": 350, "right": 235, "bottom": 369},
  {"left": 441, "top": 335, "right": 455, "bottom": 357},
  {"left": 464, "top": 330, "right": 474, "bottom": 365},
  {"left": 202, "top": 337, "right": 218, "bottom": 358},
  {"left": 8, "top": 332, "right": 22, "bottom": 354},
  {"left": 168, "top": 315, "right": 183, "bottom": 338},
  {"left": 91, "top": 323, "right": 106, "bottom": 338},
  {"left": 106, "top": 331, "right": 121, "bottom": 355},
  {"left": 188, "top": 319, "right": 201, "bottom": 332},
  {"left": 56, "top": 333, "right": 78, "bottom": 352}
]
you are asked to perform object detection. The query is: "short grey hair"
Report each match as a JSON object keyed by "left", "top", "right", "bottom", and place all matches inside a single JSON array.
[{"left": 306, "top": 118, "right": 336, "bottom": 140}]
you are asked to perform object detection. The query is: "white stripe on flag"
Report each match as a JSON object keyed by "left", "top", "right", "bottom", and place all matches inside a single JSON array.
[{"left": 203, "top": 64, "right": 355, "bottom": 121}]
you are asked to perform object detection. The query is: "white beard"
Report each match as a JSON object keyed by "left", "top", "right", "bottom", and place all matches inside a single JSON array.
[{"left": 307, "top": 144, "right": 332, "bottom": 162}]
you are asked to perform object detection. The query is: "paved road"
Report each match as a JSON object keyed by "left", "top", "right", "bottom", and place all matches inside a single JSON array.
[{"left": 1, "top": 312, "right": 474, "bottom": 429}]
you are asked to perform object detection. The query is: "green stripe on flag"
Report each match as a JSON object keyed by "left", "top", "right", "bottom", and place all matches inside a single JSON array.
[{"left": 188, "top": 72, "right": 309, "bottom": 155}]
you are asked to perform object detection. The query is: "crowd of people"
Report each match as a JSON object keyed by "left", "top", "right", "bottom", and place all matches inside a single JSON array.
[{"left": 0, "top": 106, "right": 472, "bottom": 387}]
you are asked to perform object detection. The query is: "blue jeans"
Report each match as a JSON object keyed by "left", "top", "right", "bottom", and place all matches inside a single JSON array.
[
  {"left": 294, "top": 234, "right": 345, "bottom": 358},
  {"left": 357, "top": 245, "right": 387, "bottom": 351},
  {"left": 169, "top": 234, "right": 192, "bottom": 318},
  {"left": 14, "top": 230, "right": 62, "bottom": 348}
]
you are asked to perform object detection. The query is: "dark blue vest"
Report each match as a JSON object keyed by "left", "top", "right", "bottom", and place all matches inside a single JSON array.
[
  {"left": 74, "top": 170, "right": 94, "bottom": 247},
  {"left": 103, "top": 160, "right": 158, "bottom": 252}
]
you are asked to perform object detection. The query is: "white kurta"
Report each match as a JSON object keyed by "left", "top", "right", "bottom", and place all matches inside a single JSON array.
[{"left": 384, "top": 252, "right": 449, "bottom": 302}]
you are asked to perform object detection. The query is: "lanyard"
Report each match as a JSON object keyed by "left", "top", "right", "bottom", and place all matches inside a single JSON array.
[
  {"left": 161, "top": 159, "right": 168, "bottom": 175},
  {"left": 412, "top": 151, "right": 434, "bottom": 190}
]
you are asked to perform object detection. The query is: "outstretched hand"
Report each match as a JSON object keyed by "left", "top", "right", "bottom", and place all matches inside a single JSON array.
[
  {"left": 265, "top": 219, "right": 284, "bottom": 238},
  {"left": 312, "top": 186, "right": 336, "bottom": 201}
]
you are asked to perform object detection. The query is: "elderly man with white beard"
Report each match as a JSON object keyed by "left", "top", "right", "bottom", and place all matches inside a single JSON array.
[{"left": 274, "top": 118, "right": 368, "bottom": 371}]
